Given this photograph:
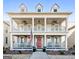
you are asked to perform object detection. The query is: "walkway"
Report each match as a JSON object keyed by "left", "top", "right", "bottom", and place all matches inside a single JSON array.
[{"left": 29, "top": 52, "right": 50, "bottom": 59}]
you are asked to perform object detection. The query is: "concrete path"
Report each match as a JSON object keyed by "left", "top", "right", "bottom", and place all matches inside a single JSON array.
[{"left": 29, "top": 52, "right": 50, "bottom": 59}]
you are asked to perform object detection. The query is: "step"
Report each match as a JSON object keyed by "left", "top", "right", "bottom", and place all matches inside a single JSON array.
[{"left": 29, "top": 52, "right": 50, "bottom": 59}]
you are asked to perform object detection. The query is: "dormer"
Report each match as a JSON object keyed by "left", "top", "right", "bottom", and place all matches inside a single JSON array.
[
  {"left": 36, "top": 3, "right": 43, "bottom": 12},
  {"left": 19, "top": 3, "right": 27, "bottom": 12},
  {"left": 51, "top": 3, "right": 60, "bottom": 12}
]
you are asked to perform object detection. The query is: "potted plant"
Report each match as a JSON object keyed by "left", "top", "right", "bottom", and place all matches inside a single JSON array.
[
  {"left": 43, "top": 46, "right": 46, "bottom": 52},
  {"left": 33, "top": 46, "right": 36, "bottom": 52}
]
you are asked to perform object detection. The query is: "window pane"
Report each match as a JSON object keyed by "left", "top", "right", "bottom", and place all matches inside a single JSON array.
[
  {"left": 38, "top": 9, "right": 41, "bottom": 12},
  {"left": 54, "top": 9, "right": 57, "bottom": 12}
]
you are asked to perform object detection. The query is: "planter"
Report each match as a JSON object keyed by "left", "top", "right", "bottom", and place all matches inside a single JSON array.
[
  {"left": 43, "top": 47, "right": 46, "bottom": 52},
  {"left": 33, "top": 47, "right": 36, "bottom": 52}
]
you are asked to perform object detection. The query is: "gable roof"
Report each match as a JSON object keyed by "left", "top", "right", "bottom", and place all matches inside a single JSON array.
[{"left": 35, "top": 3, "right": 43, "bottom": 9}]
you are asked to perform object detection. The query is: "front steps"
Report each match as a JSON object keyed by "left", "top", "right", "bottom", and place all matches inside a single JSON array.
[{"left": 29, "top": 52, "right": 50, "bottom": 59}]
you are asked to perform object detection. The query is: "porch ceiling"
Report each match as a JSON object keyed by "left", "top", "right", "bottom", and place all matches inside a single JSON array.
[
  {"left": 12, "top": 18, "right": 32, "bottom": 24},
  {"left": 47, "top": 18, "right": 65, "bottom": 24},
  {"left": 12, "top": 18, "right": 65, "bottom": 24}
]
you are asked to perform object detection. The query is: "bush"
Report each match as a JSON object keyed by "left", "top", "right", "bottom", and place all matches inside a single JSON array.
[
  {"left": 59, "top": 51, "right": 65, "bottom": 55},
  {"left": 19, "top": 51, "right": 21, "bottom": 54},
  {"left": 43, "top": 47, "right": 46, "bottom": 52}
]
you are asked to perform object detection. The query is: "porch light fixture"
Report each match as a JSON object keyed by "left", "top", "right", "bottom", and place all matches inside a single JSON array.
[
  {"left": 38, "top": 20, "right": 40, "bottom": 24},
  {"left": 52, "top": 20, "right": 58, "bottom": 24},
  {"left": 22, "top": 21, "right": 27, "bottom": 25}
]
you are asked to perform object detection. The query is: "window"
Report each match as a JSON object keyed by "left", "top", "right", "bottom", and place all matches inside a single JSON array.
[
  {"left": 5, "top": 30, "right": 8, "bottom": 33},
  {"left": 47, "top": 36, "right": 52, "bottom": 47},
  {"left": 17, "top": 36, "right": 19, "bottom": 43},
  {"left": 24, "top": 36, "right": 27, "bottom": 43},
  {"left": 38, "top": 9, "right": 41, "bottom": 12},
  {"left": 54, "top": 9, "right": 57, "bottom": 12},
  {"left": 5, "top": 37, "right": 8, "bottom": 44},
  {"left": 55, "top": 37, "right": 58, "bottom": 44},
  {"left": 21, "top": 8, "right": 25, "bottom": 12},
  {"left": 21, "top": 37, "right": 24, "bottom": 43}
]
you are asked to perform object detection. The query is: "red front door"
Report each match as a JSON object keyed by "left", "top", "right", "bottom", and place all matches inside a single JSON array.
[{"left": 37, "top": 36, "right": 42, "bottom": 48}]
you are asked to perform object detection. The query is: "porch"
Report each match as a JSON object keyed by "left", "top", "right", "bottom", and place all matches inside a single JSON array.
[
  {"left": 11, "top": 35, "right": 66, "bottom": 50},
  {"left": 11, "top": 18, "right": 67, "bottom": 33}
]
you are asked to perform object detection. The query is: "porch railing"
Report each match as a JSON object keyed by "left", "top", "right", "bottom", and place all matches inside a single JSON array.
[
  {"left": 13, "top": 43, "right": 32, "bottom": 49},
  {"left": 13, "top": 28, "right": 31, "bottom": 32},
  {"left": 46, "top": 44, "right": 65, "bottom": 49},
  {"left": 46, "top": 26, "right": 66, "bottom": 32},
  {"left": 34, "top": 27, "right": 45, "bottom": 32},
  {"left": 12, "top": 26, "right": 66, "bottom": 33}
]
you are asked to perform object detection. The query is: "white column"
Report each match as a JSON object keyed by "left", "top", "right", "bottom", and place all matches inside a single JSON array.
[
  {"left": 65, "top": 35, "right": 68, "bottom": 51},
  {"left": 10, "top": 19, "right": 13, "bottom": 32},
  {"left": 65, "top": 18, "right": 68, "bottom": 51},
  {"left": 10, "top": 33, "right": 13, "bottom": 50},
  {"left": 44, "top": 18, "right": 46, "bottom": 47},
  {"left": 66, "top": 18, "right": 68, "bottom": 32},
  {"left": 32, "top": 17, "right": 34, "bottom": 46},
  {"left": 32, "top": 17, "right": 34, "bottom": 32},
  {"left": 10, "top": 19, "right": 13, "bottom": 50},
  {"left": 45, "top": 18, "right": 46, "bottom": 32},
  {"left": 45, "top": 35, "right": 46, "bottom": 47}
]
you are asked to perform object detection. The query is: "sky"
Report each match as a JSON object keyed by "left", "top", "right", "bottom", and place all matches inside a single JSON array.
[{"left": 3, "top": 0, "right": 75, "bottom": 22}]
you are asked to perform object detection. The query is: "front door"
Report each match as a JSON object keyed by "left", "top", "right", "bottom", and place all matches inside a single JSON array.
[{"left": 37, "top": 36, "right": 42, "bottom": 48}]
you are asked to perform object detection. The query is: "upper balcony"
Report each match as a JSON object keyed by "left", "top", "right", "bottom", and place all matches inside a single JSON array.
[
  {"left": 12, "top": 26, "right": 66, "bottom": 33},
  {"left": 11, "top": 18, "right": 67, "bottom": 34}
]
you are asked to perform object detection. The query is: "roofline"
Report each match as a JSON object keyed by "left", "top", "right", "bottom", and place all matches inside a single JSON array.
[
  {"left": 52, "top": 3, "right": 60, "bottom": 8},
  {"left": 35, "top": 3, "right": 43, "bottom": 9},
  {"left": 50, "top": 3, "right": 60, "bottom": 12},
  {"left": 19, "top": 3, "right": 28, "bottom": 11},
  {"left": 7, "top": 12, "right": 72, "bottom": 15}
]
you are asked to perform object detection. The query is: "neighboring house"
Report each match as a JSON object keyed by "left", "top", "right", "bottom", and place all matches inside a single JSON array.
[
  {"left": 68, "top": 23, "right": 75, "bottom": 49},
  {"left": 6, "top": 3, "right": 72, "bottom": 51},
  {"left": 3, "top": 21, "right": 10, "bottom": 48}
]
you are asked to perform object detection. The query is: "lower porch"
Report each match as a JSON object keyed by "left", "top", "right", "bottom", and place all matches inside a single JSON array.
[{"left": 11, "top": 35, "right": 67, "bottom": 51}]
